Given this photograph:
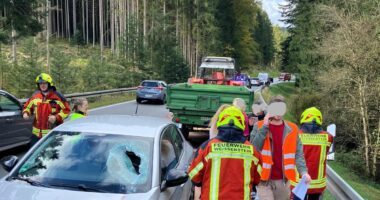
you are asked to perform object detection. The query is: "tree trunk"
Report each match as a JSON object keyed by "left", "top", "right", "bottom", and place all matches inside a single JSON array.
[
  {"left": 82, "top": 0, "right": 85, "bottom": 40},
  {"left": 46, "top": 0, "right": 51, "bottom": 73},
  {"left": 11, "top": 26, "right": 16, "bottom": 64},
  {"left": 57, "top": 0, "right": 60, "bottom": 37},
  {"left": 73, "top": 0, "right": 76, "bottom": 35},
  {"left": 359, "top": 80, "right": 370, "bottom": 175},
  {"left": 143, "top": 0, "right": 146, "bottom": 45},
  {"left": 99, "top": 0, "right": 103, "bottom": 61},
  {"left": 86, "top": 0, "right": 89, "bottom": 43},
  {"left": 110, "top": 0, "right": 114, "bottom": 53},
  {"left": 92, "top": 0, "right": 95, "bottom": 46},
  {"left": 373, "top": 118, "right": 380, "bottom": 177}
]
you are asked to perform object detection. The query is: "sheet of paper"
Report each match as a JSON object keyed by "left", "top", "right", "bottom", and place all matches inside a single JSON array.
[{"left": 292, "top": 175, "right": 309, "bottom": 199}]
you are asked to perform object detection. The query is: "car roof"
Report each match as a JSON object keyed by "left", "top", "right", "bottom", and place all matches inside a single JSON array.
[
  {"left": 54, "top": 115, "right": 172, "bottom": 138},
  {"left": 141, "top": 80, "right": 164, "bottom": 83}
]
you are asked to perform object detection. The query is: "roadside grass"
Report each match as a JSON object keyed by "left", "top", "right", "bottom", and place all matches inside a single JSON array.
[
  {"left": 328, "top": 160, "right": 380, "bottom": 200},
  {"left": 86, "top": 92, "right": 136, "bottom": 109}
]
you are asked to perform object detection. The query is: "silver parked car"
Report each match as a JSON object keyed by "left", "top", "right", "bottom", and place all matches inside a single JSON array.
[
  {"left": 0, "top": 90, "right": 32, "bottom": 152},
  {"left": 0, "top": 115, "right": 194, "bottom": 200},
  {"left": 136, "top": 80, "right": 167, "bottom": 104}
]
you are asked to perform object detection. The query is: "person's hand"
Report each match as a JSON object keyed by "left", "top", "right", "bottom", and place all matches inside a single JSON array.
[
  {"left": 302, "top": 173, "right": 311, "bottom": 184},
  {"left": 48, "top": 115, "right": 56, "bottom": 124},
  {"left": 23, "top": 113, "right": 30, "bottom": 120},
  {"left": 263, "top": 113, "right": 271, "bottom": 126}
]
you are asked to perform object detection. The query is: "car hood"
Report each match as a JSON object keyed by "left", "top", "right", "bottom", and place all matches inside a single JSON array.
[{"left": 0, "top": 181, "right": 160, "bottom": 200}]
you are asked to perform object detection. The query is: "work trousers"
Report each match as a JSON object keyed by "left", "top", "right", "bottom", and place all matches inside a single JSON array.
[{"left": 257, "top": 179, "right": 291, "bottom": 200}]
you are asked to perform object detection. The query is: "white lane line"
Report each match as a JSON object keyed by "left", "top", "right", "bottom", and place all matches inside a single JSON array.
[{"left": 89, "top": 100, "right": 136, "bottom": 112}]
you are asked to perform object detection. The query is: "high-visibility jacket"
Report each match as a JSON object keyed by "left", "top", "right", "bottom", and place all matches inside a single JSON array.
[
  {"left": 69, "top": 111, "right": 85, "bottom": 121},
  {"left": 257, "top": 120, "right": 299, "bottom": 182},
  {"left": 296, "top": 130, "right": 333, "bottom": 194},
  {"left": 188, "top": 129, "right": 262, "bottom": 200},
  {"left": 23, "top": 90, "right": 70, "bottom": 138}
]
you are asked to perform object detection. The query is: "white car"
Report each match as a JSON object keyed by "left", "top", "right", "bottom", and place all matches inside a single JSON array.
[{"left": 0, "top": 115, "right": 194, "bottom": 200}]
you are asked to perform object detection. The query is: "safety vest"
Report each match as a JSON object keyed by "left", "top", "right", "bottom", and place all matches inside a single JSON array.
[
  {"left": 69, "top": 112, "right": 85, "bottom": 121},
  {"left": 257, "top": 120, "right": 298, "bottom": 182},
  {"left": 293, "top": 131, "right": 332, "bottom": 192}
]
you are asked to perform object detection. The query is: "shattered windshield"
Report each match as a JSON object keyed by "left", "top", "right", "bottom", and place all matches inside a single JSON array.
[{"left": 13, "top": 131, "right": 153, "bottom": 194}]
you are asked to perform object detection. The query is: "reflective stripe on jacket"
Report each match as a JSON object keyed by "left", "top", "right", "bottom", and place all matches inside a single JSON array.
[
  {"left": 23, "top": 90, "right": 70, "bottom": 138},
  {"left": 188, "top": 128, "right": 262, "bottom": 200},
  {"left": 295, "top": 130, "right": 333, "bottom": 193}
]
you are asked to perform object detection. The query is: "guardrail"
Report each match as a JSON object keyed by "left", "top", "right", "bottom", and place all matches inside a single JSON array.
[
  {"left": 19, "top": 87, "right": 137, "bottom": 103},
  {"left": 326, "top": 165, "right": 364, "bottom": 200},
  {"left": 255, "top": 82, "right": 364, "bottom": 200}
]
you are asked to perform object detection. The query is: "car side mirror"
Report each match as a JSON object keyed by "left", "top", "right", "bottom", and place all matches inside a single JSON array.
[
  {"left": 161, "top": 169, "right": 188, "bottom": 191},
  {"left": 1, "top": 155, "right": 19, "bottom": 172}
]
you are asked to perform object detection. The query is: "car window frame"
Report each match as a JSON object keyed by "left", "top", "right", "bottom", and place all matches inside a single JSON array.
[
  {"left": 159, "top": 125, "right": 184, "bottom": 182},
  {"left": 0, "top": 92, "right": 22, "bottom": 112}
]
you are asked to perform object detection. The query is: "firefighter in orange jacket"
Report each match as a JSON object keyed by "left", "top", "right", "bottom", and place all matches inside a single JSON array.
[
  {"left": 294, "top": 107, "right": 333, "bottom": 200},
  {"left": 188, "top": 106, "right": 262, "bottom": 200},
  {"left": 23, "top": 73, "right": 70, "bottom": 145}
]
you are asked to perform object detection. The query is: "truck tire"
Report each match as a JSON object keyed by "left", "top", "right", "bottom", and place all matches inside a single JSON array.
[{"left": 181, "top": 125, "right": 190, "bottom": 140}]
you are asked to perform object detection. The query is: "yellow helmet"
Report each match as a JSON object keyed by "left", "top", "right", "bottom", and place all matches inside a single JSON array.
[
  {"left": 35, "top": 73, "right": 54, "bottom": 86},
  {"left": 300, "top": 107, "right": 323, "bottom": 125},
  {"left": 217, "top": 106, "right": 245, "bottom": 130}
]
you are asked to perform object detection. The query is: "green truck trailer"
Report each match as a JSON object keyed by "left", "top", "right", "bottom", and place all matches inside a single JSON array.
[{"left": 166, "top": 83, "right": 254, "bottom": 138}]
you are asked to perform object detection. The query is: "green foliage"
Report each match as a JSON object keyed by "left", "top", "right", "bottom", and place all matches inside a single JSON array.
[
  {"left": 254, "top": 11, "right": 275, "bottom": 66},
  {"left": 0, "top": 0, "right": 43, "bottom": 41}
]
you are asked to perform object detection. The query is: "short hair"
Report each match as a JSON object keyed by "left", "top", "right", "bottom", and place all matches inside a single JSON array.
[
  {"left": 269, "top": 95, "right": 285, "bottom": 104},
  {"left": 232, "top": 98, "right": 246, "bottom": 111}
]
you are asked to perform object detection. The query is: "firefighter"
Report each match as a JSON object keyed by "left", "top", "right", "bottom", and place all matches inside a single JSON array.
[
  {"left": 294, "top": 107, "right": 333, "bottom": 200},
  {"left": 23, "top": 73, "right": 70, "bottom": 145},
  {"left": 188, "top": 106, "right": 262, "bottom": 200},
  {"left": 250, "top": 95, "right": 310, "bottom": 200}
]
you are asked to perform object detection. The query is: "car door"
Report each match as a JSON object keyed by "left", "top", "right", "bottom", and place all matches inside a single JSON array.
[
  {"left": 159, "top": 125, "right": 189, "bottom": 200},
  {"left": 0, "top": 92, "right": 32, "bottom": 151}
]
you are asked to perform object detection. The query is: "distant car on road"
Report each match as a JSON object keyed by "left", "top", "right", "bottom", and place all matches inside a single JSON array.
[
  {"left": 232, "top": 73, "right": 251, "bottom": 88},
  {"left": 0, "top": 115, "right": 194, "bottom": 200},
  {"left": 279, "top": 73, "right": 291, "bottom": 81},
  {"left": 250, "top": 77, "right": 261, "bottom": 87},
  {"left": 0, "top": 90, "right": 32, "bottom": 152},
  {"left": 136, "top": 80, "right": 167, "bottom": 104},
  {"left": 258, "top": 72, "right": 273, "bottom": 86}
]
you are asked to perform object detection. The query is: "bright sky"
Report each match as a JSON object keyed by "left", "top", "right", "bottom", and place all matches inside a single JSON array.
[{"left": 261, "top": 0, "right": 288, "bottom": 27}]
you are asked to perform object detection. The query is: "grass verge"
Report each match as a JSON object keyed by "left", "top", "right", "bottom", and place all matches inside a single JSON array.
[
  {"left": 328, "top": 160, "right": 380, "bottom": 200},
  {"left": 86, "top": 92, "right": 136, "bottom": 109}
]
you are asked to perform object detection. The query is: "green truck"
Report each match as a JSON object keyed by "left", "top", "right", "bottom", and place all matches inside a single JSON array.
[{"left": 166, "top": 57, "right": 254, "bottom": 138}]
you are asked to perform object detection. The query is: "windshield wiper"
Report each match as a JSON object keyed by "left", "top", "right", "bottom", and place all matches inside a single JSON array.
[
  {"left": 10, "top": 176, "right": 50, "bottom": 187},
  {"left": 48, "top": 183, "right": 108, "bottom": 193}
]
